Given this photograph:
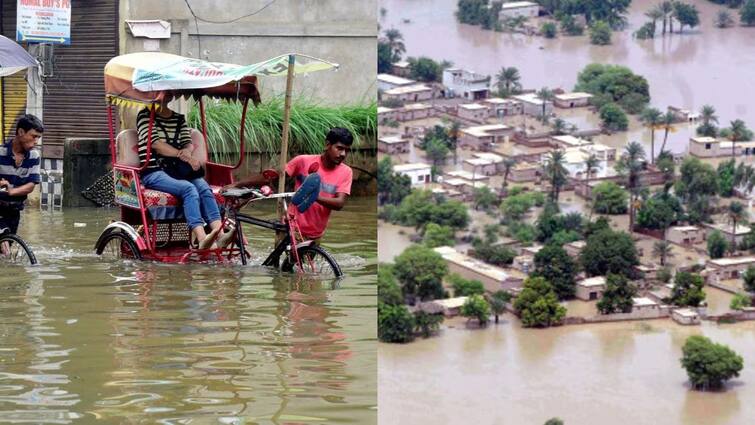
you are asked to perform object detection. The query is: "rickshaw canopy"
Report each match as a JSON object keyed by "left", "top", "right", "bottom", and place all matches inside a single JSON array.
[
  {"left": 0, "top": 34, "right": 38, "bottom": 77},
  {"left": 104, "top": 52, "right": 339, "bottom": 108}
]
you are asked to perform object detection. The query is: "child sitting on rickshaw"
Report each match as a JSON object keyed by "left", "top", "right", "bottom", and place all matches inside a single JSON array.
[
  {"left": 226, "top": 127, "right": 353, "bottom": 241},
  {"left": 136, "top": 100, "right": 235, "bottom": 249}
]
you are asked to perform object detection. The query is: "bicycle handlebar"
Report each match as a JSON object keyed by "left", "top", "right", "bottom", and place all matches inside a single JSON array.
[{"left": 222, "top": 188, "right": 295, "bottom": 200}]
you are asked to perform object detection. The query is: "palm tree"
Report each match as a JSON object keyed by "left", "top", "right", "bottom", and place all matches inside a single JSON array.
[
  {"left": 551, "top": 118, "right": 568, "bottom": 135},
  {"left": 660, "top": 1, "right": 674, "bottom": 35},
  {"left": 544, "top": 150, "right": 568, "bottom": 203},
  {"left": 645, "top": 5, "right": 664, "bottom": 35},
  {"left": 659, "top": 110, "right": 676, "bottom": 154},
  {"left": 502, "top": 157, "right": 516, "bottom": 188},
  {"left": 495, "top": 67, "right": 521, "bottom": 96},
  {"left": 616, "top": 141, "right": 646, "bottom": 232},
  {"left": 383, "top": 28, "right": 406, "bottom": 63},
  {"left": 488, "top": 291, "right": 511, "bottom": 324},
  {"left": 536, "top": 87, "right": 554, "bottom": 124},
  {"left": 653, "top": 240, "right": 674, "bottom": 266},
  {"left": 447, "top": 121, "right": 461, "bottom": 164},
  {"left": 697, "top": 104, "right": 719, "bottom": 137},
  {"left": 585, "top": 153, "right": 600, "bottom": 219},
  {"left": 641, "top": 107, "right": 663, "bottom": 163},
  {"left": 728, "top": 201, "right": 747, "bottom": 252},
  {"left": 729, "top": 119, "right": 750, "bottom": 163}
]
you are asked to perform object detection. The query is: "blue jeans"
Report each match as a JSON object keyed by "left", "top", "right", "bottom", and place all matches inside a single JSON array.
[{"left": 141, "top": 170, "right": 220, "bottom": 230}]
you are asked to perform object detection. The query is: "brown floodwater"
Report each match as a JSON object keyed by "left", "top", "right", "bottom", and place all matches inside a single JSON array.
[
  {"left": 2, "top": 198, "right": 376, "bottom": 424},
  {"left": 381, "top": 0, "right": 755, "bottom": 155}
]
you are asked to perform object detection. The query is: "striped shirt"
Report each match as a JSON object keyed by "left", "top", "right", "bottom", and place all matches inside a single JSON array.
[
  {"left": 0, "top": 140, "right": 41, "bottom": 209},
  {"left": 136, "top": 108, "right": 192, "bottom": 170}
]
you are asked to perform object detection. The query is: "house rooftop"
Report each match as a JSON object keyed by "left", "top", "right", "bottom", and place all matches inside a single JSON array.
[
  {"left": 384, "top": 84, "right": 432, "bottom": 95},
  {"left": 474, "top": 152, "right": 504, "bottom": 162},
  {"left": 462, "top": 124, "right": 511, "bottom": 137},
  {"left": 501, "top": 1, "right": 539, "bottom": 9},
  {"left": 673, "top": 308, "right": 699, "bottom": 318},
  {"left": 671, "top": 225, "right": 700, "bottom": 232},
  {"left": 393, "top": 162, "right": 432, "bottom": 172},
  {"left": 633, "top": 297, "right": 658, "bottom": 307},
  {"left": 446, "top": 170, "right": 489, "bottom": 181},
  {"left": 459, "top": 103, "right": 488, "bottom": 110},
  {"left": 483, "top": 97, "right": 518, "bottom": 105},
  {"left": 703, "top": 222, "right": 751, "bottom": 236},
  {"left": 707, "top": 256, "right": 755, "bottom": 267},
  {"left": 403, "top": 102, "right": 432, "bottom": 111},
  {"left": 377, "top": 106, "right": 394, "bottom": 114},
  {"left": 578, "top": 276, "right": 606, "bottom": 288},
  {"left": 377, "top": 73, "right": 415, "bottom": 86},
  {"left": 552, "top": 135, "right": 592, "bottom": 147},
  {"left": 430, "top": 296, "right": 469, "bottom": 309},
  {"left": 434, "top": 246, "right": 526, "bottom": 282},
  {"left": 554, "top": 92, "right": 594, "bottom": 101},
  {"left": 379, "top": 135, "right": 406, "bottom": 144},
  {"left": 690, "top": 136, "right": 717, "bottom": 143},
  {"left": 465, "top": 158, "right": 495, "bottom": 166},
  {"left": 512, "top": 93, "right": 549, "bottom": 105}
]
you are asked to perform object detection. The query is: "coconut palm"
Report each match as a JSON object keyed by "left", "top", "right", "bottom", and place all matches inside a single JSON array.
[
  {"left": 544, "top": 150, "right": 568, "bottom": 203},
  {"left": 697, "top": 104, "right": 719, "bottom": 137},
  {"left": 728, "top": 201, "right": 748, "bottom": 252},
  {"left": 659, "top": 110, "right": 676, "bottom": 154},
  {"left": 660, "top": 1, "right": 674, "bottom": 35},
  {"left": 536, "top": 87, "right": 554, "bottom": 124},
  {"left": 715, "top": 10, "right": 734, "bottom": 28},
  {"left": 495, "top": 66, "right": 522, "bottom": 96},
  {"left": 728, "top": 119, "right": 751, "bottom": 163},
  {"left": 641, "top": 107, "right": 663, "bottom": 163},
  {"left": 502, "top": 157, "right": 516, "bottom": 188},
  {"left": 653, "top": 240, "right": 674, "bottom": 266},
  {"left": 645, "top": 5, "right": 664, "bottom": 35},
  {"left": 585, "top": 153, "right": 600, "bottom": 219},
  {"left": 447, "top": 121, "right": 461, "bottom": 164},
  {"left": 616, "top": 141, "right": 646, "bottom": 232},
  {"left": 383, "top": 28, "right": 406, "bottom": 63},
  {"left": 551, "top": 118, "right": 568, "bottom": 135}
]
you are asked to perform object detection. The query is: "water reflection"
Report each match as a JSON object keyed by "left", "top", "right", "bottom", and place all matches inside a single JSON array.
[{"left": 2, "top": 199, "right": 376, "bottom": 424}]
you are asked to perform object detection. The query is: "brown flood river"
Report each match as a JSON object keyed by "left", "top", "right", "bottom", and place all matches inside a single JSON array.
[{"left": 2, "top": 197, "right": 376, "bottom": 424}]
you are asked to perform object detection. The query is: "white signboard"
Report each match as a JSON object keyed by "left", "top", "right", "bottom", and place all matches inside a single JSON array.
[{"left": 16, "top": 0, "right": 71, "bottom": 45}]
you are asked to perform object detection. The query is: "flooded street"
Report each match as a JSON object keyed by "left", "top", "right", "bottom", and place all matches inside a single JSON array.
[
  {"left": 380, "top": 317, "right": 755, "bottom": 425},
  {"left": 2, "top": 198, "right": 376, "bottom": 424},
  {"left": 381, "top": 0, "right": 755, "bottom": 154}
]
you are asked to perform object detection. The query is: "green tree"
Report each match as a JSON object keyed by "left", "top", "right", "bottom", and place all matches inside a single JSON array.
[
  {"left": 544, "top": 150, "right": 568, "bottom": 202},
  {"left": 680, "top": 335, "right": 743, "bottom": 391},
  {"left": 456, "top": 0, "right": 489, "bottom": 25},
  {"left": 730, "top": 292, "right": 752, "bottom": 310},
  {"left": 541, "top": 21, "right": 558, "bottom": 38},
  {"left": 718, "top": 160, "right": 737, "bottom": 197},
  {"left": 671, "top": 271, "right": 707, "bottom": 307},
  {"left": 502, "top": 157, "right": 516, "bottom": 188},
  {"left": 461, "top": 294, "right": 491, "bottom": 326},
  {"left": 645, "top": 5, "right": 664, "bottom": 34},
  {"left": 636, "top": 192, "right": 683, "bottom": 231},
  {"left": 727, "top": 201, "right": 748, "bottom": 251},
  {"left": 597, "top": 273, "right": 637, "bottom": 314},
  {"left": 533, "top": 244, "right": 579, "bottom": 300},
  {"left": 424, "top": 137, "right": 449, "bottom": 170},
  {"left": 383, "top": 28, "right": 406, "bottom": 63},
  {"left": 697, "top": 105, "right": 719, "bottom": 137},
  {"left": 743, "top": 265, "right": 755, "bottom": 292},
  {"left": 413, "top": 311, "right": 443, "bottom": 338},
  {"left": 378, "top": 304, "right": 415, "bottom": 343},
  {"left": 707, "top": 230, "right": 729, "bottom": 259},
  {"left": 592, "top": 181, "right": 628, "bottom": 214},
  {"left": 590, "top": 20, "right": 612, "bottom": 45},
  {"left": 473, "top": 186, "right": 499, "bottom": 212},
  {"left": 514, "top": 277, "right": 567, "bottom": 328},
  {"left": 537, "top": 87, "right": 555, "bottom": 123},
  {"left": 472, "top": 238, "right": 516, "bottom": 266},
  {"left": 495, "top": 66, "right": 522, "bottom": 96},
  {"left": 551, "top": 117, "right": 568, "bottom": 135},
  {"left": 378, "top": 157, "right": 412, "bottom": 205},
  {"left": 560, "top": 14, "right": 584, "bottom": 35},
  {"left": 641, "top": 107, "right": 663, "bottom": 162},
  {"left": 423, "top": 223, "right": 455, "bottom": 248},
  {"left": 580, "top": 229, "right": 639, "bottom": 277},
  {"left": 675, "top": 157, "right": 718, "bottom": 224},
  {"left": 408, "top": 56, "right": 443, "bottom": 82},
  {"left": 544, "top": 419, "right": 564, "bottom": 425},
  {"left": 660, "top": 1, "right": 674, "bottom": 34},
  {"left": 575, "top": 63, "right": 650, "bottom": 113},
  {"left": 489, "top": 290, "right": 512, "bottom": 324},
  {"left": 673, "top": 2, "right": 700, "bottom": 32},
  {"left": 653, "top": 240, "right": 674, "bottom": 267},
  {"left": 616, "top": 141, "right": 646, "bottom": 231},
  {"left": 599, "top": 103, "right": 629, "bottom": 131},
  {"left": 378, "top": 41, "right": 393, "bottom": 73},
  {"left": 379, "top": 266, "right": 404, "bottom": 306},
  {"left": 715, "top": 9, "right": 735, "bottom": 28},
  {"left": 394, "top": 245, "right": 448, "bottom": 303},
  {"left": 449, "top": 274, "right": 486, "bottom": 297},
  {"left": 741, "top": 0, "right": 755, "bottom": 26}
]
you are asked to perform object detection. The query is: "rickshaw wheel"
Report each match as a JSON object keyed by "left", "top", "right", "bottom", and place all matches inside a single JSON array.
[
  {"left": 95, "top": 232, "right": 142, "bottom": 261},
  {"left": 281, "top": 245, "right": 342, "bottom": 278},
  {"left": 0, "top": 233, "right": 37, "bottom": 265}
]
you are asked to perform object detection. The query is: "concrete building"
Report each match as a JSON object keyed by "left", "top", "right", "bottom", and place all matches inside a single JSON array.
[
  {"left": 551, "top": 135, "right": 592, "bottom": 149},
  {"left": 512, "top": 255, "right": 535, "bottom": 274},
  {"left": 672, "top": 308, "right": 701, "bottom": 325},
  {"left": 703, "top": 222, "right": 751, "bottom": 246},
  {"left": 482, "top": 97, "right": 523, "bottom": 117},
  {"left": 463, "top": 157, "right": 499, "bottom": 176},
  {"left": 576, "top": 276, "right": 606, "bottom": 301},
  {"left": 378, "top": 73, "right": 416, "bottom": 92},
  {"left": 391, "top": 61, "right": 412, "bottom": 78},
  {"left": 667, "top": 226, "right": 705, "bottom": 246},
  {"left": 521, "top": 245, "right": 544, "bottom": 257},
  {"left": 420, "top": 297, "right": 468, "bottom": 317},
  {"left": 434, "top": 246, "right": 527, "bottom": 292},
  {"left": 512, "top": 93, "right": 554, "bottom": 117},
  {"left": 509, "top": 161, "right": 541, "bottom": 182},
  {"left": 564, "top": 240, "right": 586, "bottom": 258},
  {"left": 458, "top": 103, "right": 489, "bottom": 122},
  {"left": 382, "top": 84, "right": 435, "bottom": 103},
  {"left": 459, "top": 124, "right": 513, "bottom": 151},
  {"left": 378, "top": 106, "right": 399, "bottom": 125},
  {"left": 393, "top": 163, "right": 432, "bottom": 187},
  {"left": 705, "top": 256, "right": 755, "bottom": 283},
  {"left": 398, "top": 103, "right": 435, "bottom": 121},
  {"left": 431, "top": 187, "right": 465, "bottom": 201},
  {"left": 546, "top": 146, "right": 610, "bottom": 179},
  {"left": 442, "top": 68, "right": 491, "bottom": 100},
  {"left": 445, "top": 170, "right": 491, "bottom": 184},
  {"left": 633, "top": 297, "right": 661, "bottom": 313},
  {"left": 378, "top": 135, "right": 410, "bottom": 155},
  {"left": 553, "top": 92, "right": 593, "bottom": 108},
  {"left": 498, "top": 1, "right": 540, "bottom": 19},
  {"left": 689, "top": 136, "right": 755, "bottom": 158}
]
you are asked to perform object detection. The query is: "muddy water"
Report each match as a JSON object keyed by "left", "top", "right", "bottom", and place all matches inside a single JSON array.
[
  {"left": 381, "top": 0, "right": 755, "bottom": 154},
  {"left": 380, "top": 317, "right": 755, "bottom": 425},
  {"left": 1, "top": 198, "right": 376, "bottom": 424}
]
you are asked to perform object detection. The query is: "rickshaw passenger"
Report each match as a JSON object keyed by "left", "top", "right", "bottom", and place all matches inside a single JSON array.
[{"left": 136, "top": 101, "right": 232, "bottom": 249}]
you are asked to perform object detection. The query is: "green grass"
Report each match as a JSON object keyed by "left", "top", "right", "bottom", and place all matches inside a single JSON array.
[{"left": 187, "top": 98, "right": 376, "bottom": 164}]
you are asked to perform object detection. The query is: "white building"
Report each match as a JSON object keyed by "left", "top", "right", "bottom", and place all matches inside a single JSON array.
[
  {"left": 458, "top": 103, "right": 489, "bottom": 122},
  {"left": 553, "top": 92, "right": 593, "bottom": 108},
  {"left": 378, "top": 73, "right": 415, "bottom": 92},
  {"left": 576, "top": 276, "right": 606, "bottom": 301},
  {"left": 498, "top": 1, "right": 540, "bottom": 20},
  {"left": 378, "top": 135, "right": 410, "bottom": 155},
  {"left": 442, "top": 68, "right": 491, "bottom": 100},
  {"left": 393, "top": 162, "right": 432, "bottom": 187},
  {"left": 543, "top": 146, "right": 611, "bottom": 179},
  {"left": 482, "top": 97, "right": 523, "bottom": 117},
  {"left": 512, "top": 93, "right": 554, "bottom": 117},
  {"left": 382, "top": 84, "right": 435, "bottom": 103},
  {"left": 459, "top": 124, "right": 513, "bottom": 151},
  {"left": 434, "top": 246, "right": 526, "bottom": 292}
]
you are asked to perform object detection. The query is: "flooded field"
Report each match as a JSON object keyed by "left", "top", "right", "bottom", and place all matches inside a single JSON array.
[{"left": 1, "top": 198, "right": 376, "bottom": 424}]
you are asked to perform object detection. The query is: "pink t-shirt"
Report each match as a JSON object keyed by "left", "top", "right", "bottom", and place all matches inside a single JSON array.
[{"left": 286, "top": 154, "right": 352, "bottom": 239}]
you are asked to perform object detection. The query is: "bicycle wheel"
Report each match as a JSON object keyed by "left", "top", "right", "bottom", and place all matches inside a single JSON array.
[
  {"left": 283, "top": 244, "right": 343, "bottom": 278},
  {"left": 95, "top": 232, "right": 142, "bottom": 260},
  {"left": 0, "top": 233, "right": 37, "bottom": 265}
]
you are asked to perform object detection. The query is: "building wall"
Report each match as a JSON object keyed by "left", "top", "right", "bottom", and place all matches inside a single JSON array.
[
  {"left": 121, "top": 0, "right": 376, "bottom": 105},
  {"left": 397, "top": 168, "right": 432, "bottom": 186},
  {"left": 499, "top": 6, "right": 539, "bottom": 20}
]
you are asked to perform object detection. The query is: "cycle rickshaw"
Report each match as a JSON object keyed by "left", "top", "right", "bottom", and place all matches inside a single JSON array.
[{"left": 94, "top": 52, "right": 342, "bottom": 277}]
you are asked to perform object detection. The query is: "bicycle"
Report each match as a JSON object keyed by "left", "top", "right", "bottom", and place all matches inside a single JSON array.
[
  {"left": 221, "top": 185, "right": 343, "bottom": 279},
  {"left": 0, "top": 226, "right": 37, "bottom": 265}
]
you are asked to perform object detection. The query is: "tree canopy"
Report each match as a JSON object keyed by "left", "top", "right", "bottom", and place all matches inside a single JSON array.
[
  {"left": 575, "top": 64, "right": 650, "bottom": 113},
  {"left": 680, "top": 335, "right": 743, "bottom": 391},
  {"left": 394, "top": 245, "right": 448, "bottom": 302},
  {"left": 671, "top": 271, "right": 706, "bottom": 307},
  {"left": 580, "top": 229, "right": 639, "bottom": 278},
  {"left": 592, "top": 181, "right": 628, "bottom": 214},
  {"left": 533, "top": 244, "right": 579, "bottom": 300},
  {"left": 461, "top": 294, "right": 491, "bottom": 326},
  {"left": 513, "top": 277, "right": 567, "bottom": 328},
  {"left": 597, "top": 273, "right": 637, "bottom": 314}
]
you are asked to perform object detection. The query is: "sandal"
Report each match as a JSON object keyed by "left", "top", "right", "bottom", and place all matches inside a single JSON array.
[
  {"left": 198, "top": 227, "right": 222, "bottom": 250},
  {"left": 216, "top": 225, "right": 237, "bottom": 248}
]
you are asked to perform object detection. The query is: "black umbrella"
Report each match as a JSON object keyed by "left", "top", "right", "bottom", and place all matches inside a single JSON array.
[{"left": 0, "top": 34, "right": 37, "bottom": 77}]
